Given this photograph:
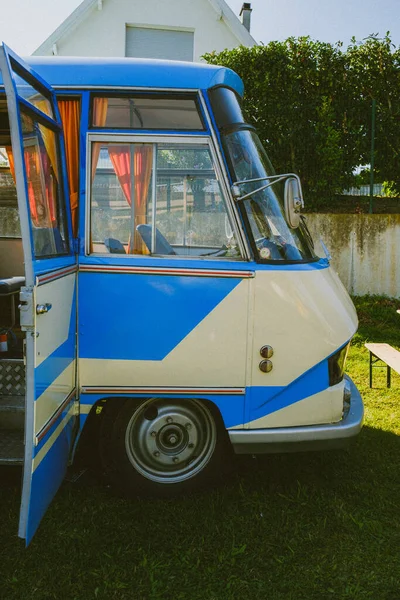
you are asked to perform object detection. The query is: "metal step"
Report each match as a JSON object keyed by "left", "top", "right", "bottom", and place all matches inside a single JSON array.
[
  {"left": 0, "top": 429, "right": 24, "bottom": 465},
  {"left": 0, "top": 396, "right": 25, "bottom": 430},
  {"left": 0, "top": 358, "right": 25, "bottom": 396},
  {"left": 0, "top": 395, "right": 24, "bottom": 412}
]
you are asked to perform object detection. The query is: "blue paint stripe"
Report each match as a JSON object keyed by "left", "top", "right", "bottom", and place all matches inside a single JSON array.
[
  {"left": 248, "top": 360, "right": 330, "bottom": 423},
  {"left": 34, "top": 255, "right": 76, "bottom": 277},
  {"left": 5, "top": 58, "right": 245, "bottom": 96},
  {"left": 78, "top": 255, "right": 329, "bottom": 272},
  {"left": 79, "top": 273, "right": 241, "bottom": 361},
  {"left": 35, "top": 395, "right": 76, "bottom": 453},
  {"left": 79, "top": 392, "right": 244, "bottom": 429},
  {"left": 78, "top": 357, "right": 333, "bottom": 430},
  {"left": 255, "top": 258, "right": 330, "bottom": 272},
  {"left": 35, "top": 354, "right": 75, "bottom": 401},
  {"left": 25, "top": 415, "right": 75, "bottom": 545}
]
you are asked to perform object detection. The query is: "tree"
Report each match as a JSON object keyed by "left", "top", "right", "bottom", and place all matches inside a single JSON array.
[{"left": 204, "top": 36, "right": 400, "bottom": 205}]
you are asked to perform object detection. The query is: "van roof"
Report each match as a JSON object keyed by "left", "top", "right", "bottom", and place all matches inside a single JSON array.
[{"left": 0, "top": 56, "right": 244, "bottom": 96}]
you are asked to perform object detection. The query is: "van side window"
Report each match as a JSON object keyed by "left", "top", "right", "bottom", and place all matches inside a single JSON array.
[
  {"left": 90, "top": 141, "right": 241, "bottom": 258},
  {"left": 90, "top": 95, "right": 204, "bottom": 131},
  {"left": 20, "top": 111, "right": 69, "bottom": 257}
]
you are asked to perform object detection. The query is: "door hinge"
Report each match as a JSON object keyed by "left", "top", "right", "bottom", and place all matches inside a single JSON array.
[{"left": 19, "top": 286, "right": 35, "bottom": 331}]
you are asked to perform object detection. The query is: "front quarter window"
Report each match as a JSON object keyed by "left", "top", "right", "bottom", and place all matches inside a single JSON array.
[
  {"left": 208, "top": 86, "right": 316, "bottom": 263},
  {"left": 224, "top": 129, "right": 316, "bottom": 262}
]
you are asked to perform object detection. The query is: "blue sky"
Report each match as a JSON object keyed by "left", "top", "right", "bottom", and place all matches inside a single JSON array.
[{"left": 0, "top": 0, "right": 399, "bottom": 56}]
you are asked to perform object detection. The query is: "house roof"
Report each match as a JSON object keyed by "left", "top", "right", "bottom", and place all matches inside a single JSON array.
[
  {"left": 33, "top": 0, "right": 256, "bottom": 56},
  {"left": 0, "top": 56, "right": 244, "bottom": 95}
]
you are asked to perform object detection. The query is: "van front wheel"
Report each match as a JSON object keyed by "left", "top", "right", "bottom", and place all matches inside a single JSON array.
[{"left": 101, "top": 398, "right": 230, "bottom": 497}]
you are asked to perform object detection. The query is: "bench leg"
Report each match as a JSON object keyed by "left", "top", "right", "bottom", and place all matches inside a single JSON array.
[
  {"left": 387, "top": 365, "right": 391, "bottom": 388},
  {"left": 369, "top": 351, "right": 373, "bottom": 388}
]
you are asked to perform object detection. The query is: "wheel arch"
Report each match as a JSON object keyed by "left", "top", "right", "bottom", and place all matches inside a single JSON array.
[{"left": 73, "top": 395, "right": 231, "bottom": 468}]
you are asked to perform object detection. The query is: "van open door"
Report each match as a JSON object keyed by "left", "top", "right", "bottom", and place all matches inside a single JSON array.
[{"left": 0, "top": 44, "right": 78, "bottom": 544}]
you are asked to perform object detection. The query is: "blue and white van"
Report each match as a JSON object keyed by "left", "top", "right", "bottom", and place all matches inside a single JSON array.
[{"left": 0, "top": 45, "right": 363, "bottom": 544}]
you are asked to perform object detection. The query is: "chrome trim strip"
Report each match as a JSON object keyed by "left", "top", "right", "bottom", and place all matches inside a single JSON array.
[
  {"left": 37, "top": 265, "right": 77, "bottom": 285},
  {"left": 79, "top": 264, "right": 255, "bottom": 278},
  {"left": 229, "top": 376, "right": 364, "bottom": 450},
  {"left": 35, "top": 388, "right": 76, "bottom": 445},
  {"left": 81, "top": 386, "right": 245, "bottom": 395}
]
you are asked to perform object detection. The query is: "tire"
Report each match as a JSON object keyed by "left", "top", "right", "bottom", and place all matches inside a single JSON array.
[{"left": 99, "top": 397, "right": 232, "bottom": 497}]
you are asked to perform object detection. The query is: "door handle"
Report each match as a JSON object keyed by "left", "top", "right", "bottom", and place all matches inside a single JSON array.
[{"left": 36, "top": 303, "right": 52, "bottom": 315}]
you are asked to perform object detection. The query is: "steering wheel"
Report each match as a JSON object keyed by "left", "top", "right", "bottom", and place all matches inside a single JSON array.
[
  {"left": 256, "top": 237, "right": 284, "bottom": 260},
  {"left": 256, "top": 236, "right": 301, "bottom": 260}
]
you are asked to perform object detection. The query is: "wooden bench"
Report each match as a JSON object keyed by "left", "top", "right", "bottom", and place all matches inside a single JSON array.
[{"left": 365, "top": 343, "right": 400, "bottom": 388}]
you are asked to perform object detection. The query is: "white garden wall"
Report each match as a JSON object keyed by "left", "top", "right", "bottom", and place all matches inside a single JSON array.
[{"left": 306, "top": 214, "right": 400, "bottom": 299}]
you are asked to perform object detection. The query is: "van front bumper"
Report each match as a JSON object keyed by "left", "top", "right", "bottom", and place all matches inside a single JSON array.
[{"left": 229, "top": 376, "right": 364, "bottom": 454}]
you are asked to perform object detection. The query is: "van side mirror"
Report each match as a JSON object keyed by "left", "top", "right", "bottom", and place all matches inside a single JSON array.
[{"left": 284, "top": 177, "right": 304, "bottom": 229}]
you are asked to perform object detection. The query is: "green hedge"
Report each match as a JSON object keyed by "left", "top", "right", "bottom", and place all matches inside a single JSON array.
[{"left": 204, "top": 36, "right": 400, "bottom": 209}]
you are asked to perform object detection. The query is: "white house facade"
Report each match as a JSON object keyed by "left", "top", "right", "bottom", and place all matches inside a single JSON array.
[{"left": 33, "top": 0, "right": 256, "bottom": 61}]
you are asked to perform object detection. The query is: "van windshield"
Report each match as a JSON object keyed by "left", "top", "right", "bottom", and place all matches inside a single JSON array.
[{"left": 224, "top": 129, "right": 316, "bottom": 262}]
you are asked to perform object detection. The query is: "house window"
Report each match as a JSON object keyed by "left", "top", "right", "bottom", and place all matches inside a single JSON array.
[
  {"left": 125, "top": 26, "right": 194, "bottom": 62},
  {"left": 90, "top": 140, "right": 240, "bottom": 259}
]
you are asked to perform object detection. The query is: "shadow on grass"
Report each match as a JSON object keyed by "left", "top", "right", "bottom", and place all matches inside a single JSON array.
[
  {"left": 233, "top": 424, "right": 399, "bottom": 496},
  {"left": 1, "top": 424, "right": 399, "bottom": 527},
  {"left": 1, "top": 425, "right": 399, "bottom": 600}
]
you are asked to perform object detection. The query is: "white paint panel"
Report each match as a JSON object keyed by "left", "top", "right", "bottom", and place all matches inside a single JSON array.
[
  {"left": 35, "top": 273, "right": 75, "bottom": 367},
  {"left": 250, "top": 266, "right": 358, "bottom": 388},
  {"left": 34, "top": 361, "right": 76, "bottom": 436},
  {"left": 80, "top": 279, "right": 249, "bottom": 387},
  {"left": 126, "top": 26, "right": 194, "bottom": 61},
  {"left": 241, "top": 381, "right": 345, "bottom": 430},
  {"left": 32, "top": 405, "right": 75, "bottom": 472},
  {"left": 80, "top": 266, "right": 357, "bottom": 401}
]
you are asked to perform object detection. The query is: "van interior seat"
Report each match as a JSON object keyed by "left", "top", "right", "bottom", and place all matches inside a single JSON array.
[
  {"left": 104, "top": 237, "right": 126, "bottom": 254},
  {"left": 0, "top": 276, "right": 25, "bottom": 295},
  {"left": 136, "top": 224, "right": 176, "bottom": 255},
  {"left": 0, "top": 238, "right": 24, "bottom": 279}
]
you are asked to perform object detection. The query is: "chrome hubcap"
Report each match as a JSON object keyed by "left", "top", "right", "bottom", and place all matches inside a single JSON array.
[{"left": 125, "top": 399, "right": 217, "bottom": 484}]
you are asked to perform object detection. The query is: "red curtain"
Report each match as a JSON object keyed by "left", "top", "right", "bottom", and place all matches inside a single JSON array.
[
  {"left": 91, "top": 98, "right": 108, "bottom": 181},
  {"left": 24, "top": 147, "right": 39, "bottom": 226},
  {"left": 5, "top": 146, "right": 15, "bottom": 181},
  {"left": 59, "top": 99, "right": 80, "bottom": 236},
  {"left": 108, "top": 144, "right": 153, "bottom": 254},
  {"left": 6, "top": 142, "right": 55, "bottom": 227},
  {"left": 108, "top": 147, "right": 132, "bottom": 204},
  {"left": 23, "top": 145, "right": 52, "bottom": 227}
]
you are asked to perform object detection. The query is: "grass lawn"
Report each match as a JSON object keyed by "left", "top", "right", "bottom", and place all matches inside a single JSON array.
[{"left": 0, "top": 296, "right": 399, "bottom": 600}]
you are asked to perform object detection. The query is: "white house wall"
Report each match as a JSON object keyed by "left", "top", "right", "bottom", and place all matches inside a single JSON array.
[{"left": 49, "top": 0, "right": 244, "bottom": 60}]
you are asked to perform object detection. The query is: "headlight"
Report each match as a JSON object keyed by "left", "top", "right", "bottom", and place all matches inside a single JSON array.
[
  {"left": 328, "top": 342, "right": 350, "bottom": 386},
  {"left": 342, "top": 377, "right": 351, "bottom": 418}
]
